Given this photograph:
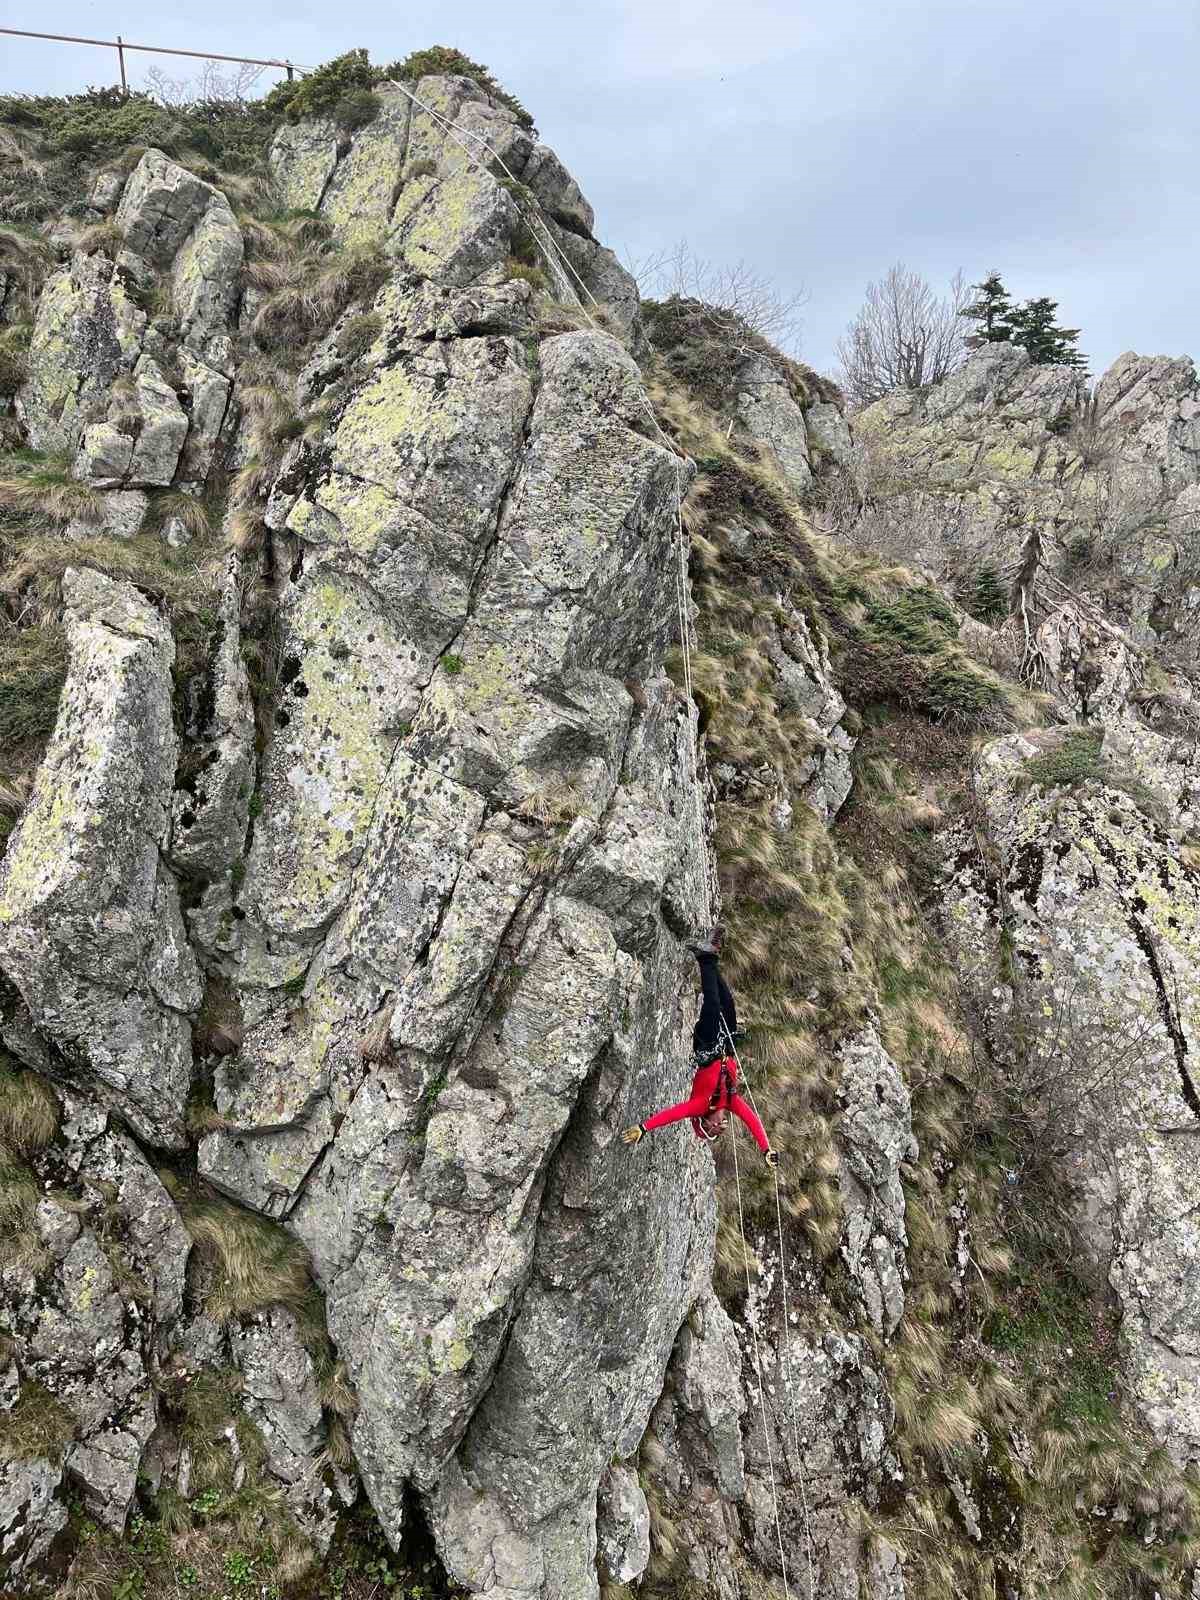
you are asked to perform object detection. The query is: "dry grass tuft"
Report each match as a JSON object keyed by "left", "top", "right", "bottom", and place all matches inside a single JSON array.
[
  {"left": 170, "top": 1179, "right": 317, "bottom": 1324},
  {"left": 0, "top": 453, "right": 104, "bottom": 527}
]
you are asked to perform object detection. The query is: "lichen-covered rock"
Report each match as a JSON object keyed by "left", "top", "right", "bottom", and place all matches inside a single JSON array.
[
  {"left": 125, "top": 356, "right": 189, "bottom": 485},
  {"left": 0, "top": 569, "right": 200, "bottom": 1148},
  {"left": 116, "top": 148, "right": 223, "bottom": 267},
  {"left": 951, "top": 725, "right": 1200, "bottom": 1465},
  {"left": 804, "top": 398, "right": 854, "bottom": 469},
  {"left": 22, "top": 252, "right": 145, "bottom": 454},
  {"left": 229, "top": 1307, "right": 352, "bottom": 1551},
  {"left": 65, "top": 487, "right": 148, "bottom": 541},
  {"left": 836, "top": 1028, "right": 917, "bottom": 1337},
  {"left": 0, "top": 1456, "right": 66, "bottom": 1583},
  {"left": 521, "top": 144, "right": 594, "bottom": 235},
  {"left": 734, "top": 351, "right": 812, "bottom": 494}
]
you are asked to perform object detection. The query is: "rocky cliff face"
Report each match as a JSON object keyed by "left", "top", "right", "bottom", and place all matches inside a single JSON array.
[{"left": 3, "top": 53, "right": 1200, "bottom": 1600}]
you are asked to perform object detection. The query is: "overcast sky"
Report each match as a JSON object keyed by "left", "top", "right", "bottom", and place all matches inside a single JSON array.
[{"left": 3, "top": 0, "right": 1196, "bottom": 379}]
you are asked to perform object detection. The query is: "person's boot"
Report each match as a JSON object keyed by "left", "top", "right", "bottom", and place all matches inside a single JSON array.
[{"left": 687, "top": 923, "right": 725, "bottom": 958}]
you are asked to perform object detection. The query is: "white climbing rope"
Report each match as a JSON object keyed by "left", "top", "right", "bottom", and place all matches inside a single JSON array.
[
  {"left": 728, "top": 1081, "right": 793, "bottom": 1600},
  {"left": 722, "top": 1021, "right": 818, "bottom": 1600}
]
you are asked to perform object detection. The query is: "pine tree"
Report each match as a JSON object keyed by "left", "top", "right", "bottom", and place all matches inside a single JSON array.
[
  {"left": 961, "top": 272, "right": 1014, "bottom": 343},
  {"left": 1007, "top": 297, "right": 1087, "bottom": 369}
]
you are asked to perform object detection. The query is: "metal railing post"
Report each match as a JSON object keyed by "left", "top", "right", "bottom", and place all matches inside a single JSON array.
[{"left": 0, "top": 29, "right": 309, "bottom": 83}]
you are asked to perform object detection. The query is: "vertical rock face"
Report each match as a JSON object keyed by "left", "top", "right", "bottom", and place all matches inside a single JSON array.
[
  {"left": 13, "top": 53, "right": 1200, "bottom": 1600},
  {"left": 0, "top": 569, "right": 199, "bottom": 1149},
  {"left": 945, "top": 725, "right": 1200, "bottom": 1467},
  {"left": 836, "top": 1029, "right": 917, "bottom": 1339}
]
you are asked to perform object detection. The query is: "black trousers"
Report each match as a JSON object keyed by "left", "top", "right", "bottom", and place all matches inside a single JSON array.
[{"left": 693, "top": 952, "right": 737, "bottom": 1054}]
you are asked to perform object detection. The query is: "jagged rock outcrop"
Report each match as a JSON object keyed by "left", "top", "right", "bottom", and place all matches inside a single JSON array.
[
  {"left": 944, "top": 723, "right": 1200, "bottom": 1466},
  {"left": 22, "top": 148, "right": 239, "bottom": 500},
  {"left": 269, "top": 72, "right": 638, "bottom": 332},
  {"left": 0, "top": 569, "right": 200, "bottom": 1149},
  {"left": 856, "top": 342, "right": 1200, "bottom": 651},
  {"left": 13, "top": 46, "right": 1200, "bottom": 1600},
  {"left": 836, "top": 1028, "right": 917, "bottom": 1338}
]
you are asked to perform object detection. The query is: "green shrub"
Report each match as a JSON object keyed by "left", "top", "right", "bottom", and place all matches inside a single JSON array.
[
  {"left": 442, "top": 653, "right": 464, "bottom": 675},
  {"left": 264, "top": 49, "right": 377, "bottom": 126},
  {"left": 379, "top": 45, "right": 535, "bottom": 130},
  {"left": 862, "top": 586, "right": 959, "bottom": 653},
  {"left": 4, "top": 88, "right": 172, "bottom": 155},
  {"left": 1023, "top": 728, "right": 1104, "bottom": 789},
  {"left": 962, "top": 564, "right": 1009, "bottom": 624}
]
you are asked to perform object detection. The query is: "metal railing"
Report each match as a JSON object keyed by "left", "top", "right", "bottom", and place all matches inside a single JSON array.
[{"left": 0, "top": 27, "right": 307, "bottom": 94}]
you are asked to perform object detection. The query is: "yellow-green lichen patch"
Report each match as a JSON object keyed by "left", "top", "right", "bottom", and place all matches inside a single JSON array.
[
  {"left": 389, "top": 165, "right": 507, "bottom": 281},
  {"left": 240, "top": 575, "right": 423, "bottom": 938},
  {"left": 320, "top": 93, "right": 412, "bottom": 248}
]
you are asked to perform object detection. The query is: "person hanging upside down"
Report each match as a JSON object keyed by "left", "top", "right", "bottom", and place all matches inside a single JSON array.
[{"left": 622, "top": 931, "right": 779, "bottom": 1167}]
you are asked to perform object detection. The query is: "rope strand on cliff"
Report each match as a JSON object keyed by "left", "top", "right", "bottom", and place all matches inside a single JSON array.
[
  {"left": 723, "top": 1022, "right": 817, "bottom": 1599},
  {"left": 729, "top": 1091, "right": 793, "bottom": 1599}
]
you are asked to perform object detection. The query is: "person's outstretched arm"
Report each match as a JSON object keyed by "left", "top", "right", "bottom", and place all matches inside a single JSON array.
[
  {"left": 623, "top": 1091, "right": 709, "bottom": 1143},
  {"left": 730, "top": 1094, "right": 775, "bottom": 1161}
]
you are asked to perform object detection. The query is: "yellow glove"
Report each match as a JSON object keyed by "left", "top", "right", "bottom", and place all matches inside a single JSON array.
[
  {"left": 622, "top": 1124, "right": 645, "bottom": 1146},
  {"left": 765, "top": 1148, "right": 780, "bottom": 1169}
]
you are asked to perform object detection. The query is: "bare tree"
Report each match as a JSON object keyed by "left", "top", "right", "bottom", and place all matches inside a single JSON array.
[
  {"left": 836, "top": 264, "right": 968, "bottom": 408},
  {"left": 143, "top": 58, "right": 266, "bottom": 106},
  {"left": 629, "top": 240, "right": 807, "bottom": 348}
]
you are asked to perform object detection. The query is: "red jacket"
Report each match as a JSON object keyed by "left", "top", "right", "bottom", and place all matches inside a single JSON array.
[{"left": 642, "top": 1056, "right": 769, "bottom": 1154}]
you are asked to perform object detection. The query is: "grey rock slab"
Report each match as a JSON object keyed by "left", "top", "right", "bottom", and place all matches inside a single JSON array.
[
  {"left": 521, "top": 143, "right": 594, "bottom": 235},
  {"left": 230, "top": 1307, "right": 347, "bottom": 1551},
  {"left": 734, "top": 351, "right": 812, "bottom": 495},
  {"left": 0, "top": 568, "right": 199, "bottom": 1149},
  {"left": 804, "top": 398, "right": 854, "bottom": 468},
  {"left": 269, "top": 117, "right": 340, "bottom": 214},
  {"left": 116, "top": 148, "right": 224, "bottom": 268},
  {"left": 23, "top": 252, "right": 145, "bottom": 454},
  {"left": 411, "top": 331, "right": 690, "bottom": 811},
  {"left": 388, "top": 165, "right": 516, "bottom": 287},
  {"left": 836, "top": 1028, "right": 917, "bottom": 1337},
  {"left": 171, "top": 190, "right": 242, "bottom": 371},
  {"left": 73, "top": 420, "right": 133, "bottom": 486},
  {"left": 318, "top": 84, "right": 413, "bottom": 249},
  {"left": 0, "top": 1457, "right": 66, "bottom": 1584},
  {"left": 965, "top": 729, "right": 1200, "bottom": 1463},
  {"left": 126, "top": 357, "right": 188, "bottom": 486},
  {"left": 65, "top": 487, "right": 148, "bottom": 541},
  {"left": 596, "top": 1464, "right": 650, "bottom": 1584}
]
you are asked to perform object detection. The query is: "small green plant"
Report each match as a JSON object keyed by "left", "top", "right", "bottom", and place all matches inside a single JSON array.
[
  {"left": 1023, "top": 727, "right": 1104, "bottom": 788},
  {"left": 963, "top": 564, "right": 1009, "bottom": 624},
  {"left": 112, "top": 1572, "right": 144, "bottom": 1600},
  {"left": 224, "top": 1549, "right": 256, "bottom": 1588},
  {"left": 441, "top": 653, "right": 464, "bottom": 675}
]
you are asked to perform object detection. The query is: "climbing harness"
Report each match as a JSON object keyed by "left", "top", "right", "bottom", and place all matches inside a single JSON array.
[{"left": 384, "top": 86, "right": 802, "bottom": 1585}]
